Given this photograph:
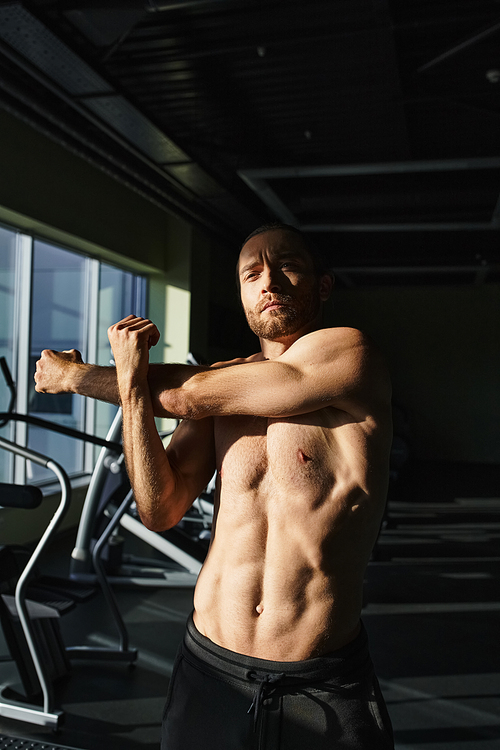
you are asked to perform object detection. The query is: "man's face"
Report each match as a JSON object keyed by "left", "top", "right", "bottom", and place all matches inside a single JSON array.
[{"left": 238, "top": 229, "right": 327, "bottom": 341}]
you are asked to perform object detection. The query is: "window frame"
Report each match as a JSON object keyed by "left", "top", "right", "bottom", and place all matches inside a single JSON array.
[{"left": 0, "top": 221, "right": 147, "bottom": 487}]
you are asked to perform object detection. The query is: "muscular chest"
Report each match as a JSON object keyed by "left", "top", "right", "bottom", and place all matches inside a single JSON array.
[
  {"left": 214, "top": 415, "right": 268, "bottom": 490},
  {"left": 214, "top": 411, "right": 339, "bottom": 495}
]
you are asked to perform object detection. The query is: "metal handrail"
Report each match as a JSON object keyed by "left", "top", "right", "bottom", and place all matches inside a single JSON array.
[{"left": 0, "top": 435, "right": 71, "bottom": 727}]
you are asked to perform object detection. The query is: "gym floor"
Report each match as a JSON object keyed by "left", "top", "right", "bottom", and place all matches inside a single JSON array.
[{"left": 0, "top": 461, "right": 499, "bottom": 750}]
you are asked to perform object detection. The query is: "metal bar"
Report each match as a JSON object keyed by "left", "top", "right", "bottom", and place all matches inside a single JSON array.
[
  {"left": 239, "top": 157, "right": 500, "bottom": 180},
  {"left": 15, "top": 458, "right": 70, "bottom": 715},
  {"left": 299, "top": 222, "right": 494, "bottom": 232},
  {"left": 148, "top": 0, "right": 241, "bottom": 10},
  {"left": 238, "top": 174, "right": 298, "bottom": 225},
  {"left": 239, "top": 163, "right": 500, "bottom": 232},
  {"left": 332, "top": 265, "right": 496, "bottom": 275},
  {"left": 92, "top": 489, "right": 136, "bottom": 653},
  {"left": 0, "top": 412, "right": 122, "bottom": 452},
  {"left": 13, "top": 234, "right": 32, "bottom": 484},
  {"left": 418, "top": 18, "right": 500, "bottom": 73},
  {"left": 0, "top": 436, "right": 71, "bottom": 724},
  {"left": 84, "top": 258, "right": 100, "bottom": 474},
  {"left": 71, "top": 408, "right": 123, "bottom": 570},
  {"left": 119, "top": 512, "right": 203, "bottom": 575},
  {"left": 0, "top": 701, "right": 62, "bottom": 728}
]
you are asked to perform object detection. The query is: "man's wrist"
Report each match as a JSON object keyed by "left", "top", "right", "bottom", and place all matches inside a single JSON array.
[
  {"left": 63, "top": 361, "right": 83, "bottom": 394},
  {"left": 117, "top": 372, "right": 150, "bottom": 405}
]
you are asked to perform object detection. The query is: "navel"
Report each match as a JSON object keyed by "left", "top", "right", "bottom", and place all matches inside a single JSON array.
[
  {"left": 298, "top": 449, "right": 312, "bottom": 464},
  {"left": 256, "top": 603, "right": 264, "bottom": 615}
]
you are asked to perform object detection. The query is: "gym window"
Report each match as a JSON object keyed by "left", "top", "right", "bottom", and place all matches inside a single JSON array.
[{"left": 0, "top": 224, "right": 146, "bottom": 485}]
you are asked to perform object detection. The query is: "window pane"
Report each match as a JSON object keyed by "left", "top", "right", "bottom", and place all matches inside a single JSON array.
[
  {"left": 94, "top": 265, "right": 146, "bottom": 442},
  {"left": 28, "top": 241, "right": 87, "bottom": 480},
  {"left": 0, "top": 227, "right": 17, "bottom": 482}
]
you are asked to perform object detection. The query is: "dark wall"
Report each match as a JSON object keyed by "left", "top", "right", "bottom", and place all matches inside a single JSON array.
[{"left": 330, "top": 283, "right": 500, "bottom": 464}]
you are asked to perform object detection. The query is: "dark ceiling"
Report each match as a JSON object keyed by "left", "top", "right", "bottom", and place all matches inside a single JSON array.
[{"left": 0, "top": 0, "right": 499, "bottom": 286}]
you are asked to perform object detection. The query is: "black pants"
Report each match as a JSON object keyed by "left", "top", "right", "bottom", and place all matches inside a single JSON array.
[{"left": 161, "top": 614, "right": 394, "bottom": 749}]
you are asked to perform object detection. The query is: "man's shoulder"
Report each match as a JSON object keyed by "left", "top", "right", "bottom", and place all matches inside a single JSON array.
[
  {"left": 284, "top": 327, "right": 391, "bottom": 401},
  {"left": 310, "top": 326, "right": 367, "bottom": 343},
  {"left": 287, "top": 326, "right": 373, "bottom": 357}
]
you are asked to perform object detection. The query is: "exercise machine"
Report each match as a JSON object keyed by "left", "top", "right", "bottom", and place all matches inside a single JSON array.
[
  {"left": 0, "top": 360, "right": 137, "bottom": 729},
  {"left": 68, "top": 352, "right": 214, "bottom": 589},
  {"left": 70, "top": 407, "right": 214, "bottom": 588}
]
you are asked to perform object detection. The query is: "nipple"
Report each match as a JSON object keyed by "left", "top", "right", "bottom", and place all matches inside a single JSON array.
[
  {"left": 256, "top": 603, "right": 264, "bottom": 615},
  {"left": 298, "top": 449, "right": 312, "bottom": 464}
]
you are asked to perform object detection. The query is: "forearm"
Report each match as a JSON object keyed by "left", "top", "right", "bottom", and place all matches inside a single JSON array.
[
  {"left": 120, "top": 378, "right": 192, "bottom": 530},
  {"left": 107, "top": 317, "right": 209, "bottom": 531},
  {"left": 70, "top": 363, "right": 120, "bottom": 404},
  {"left": 75, "top": 362, "right": 182, "bottom": 411},
  {"left": 74, "top": 362, "right": 180, "bottom": 417},
  {"left": 36, "top": 352, "right": 179, "bottom": 417},
  {"left": 65, "top": 361, "right": 189, "bottom": 417},
  {"left": 35, "top": 350, "right": 120, "bottom": 405}
]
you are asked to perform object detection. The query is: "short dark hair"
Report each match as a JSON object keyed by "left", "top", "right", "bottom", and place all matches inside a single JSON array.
[{"left": 237, "top": 222, "right": 332, "bottom": 288}]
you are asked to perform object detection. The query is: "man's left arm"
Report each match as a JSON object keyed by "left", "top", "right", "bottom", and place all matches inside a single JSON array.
[{"left": 156, "top": 327, "right": 390, "bottom": 422}]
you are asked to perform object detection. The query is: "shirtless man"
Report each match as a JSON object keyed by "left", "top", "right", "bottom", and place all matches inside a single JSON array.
[{"left": 35, "top": 224, "right": 394, "bottom": 749}]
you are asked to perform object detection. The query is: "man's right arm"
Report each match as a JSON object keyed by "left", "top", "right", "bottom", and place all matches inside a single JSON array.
[
  {"left": 35, "top": 349, "right": 180, "bottom": 418},
  {"left": 35, "top": 347, "right": 216, "bottom": 531}
]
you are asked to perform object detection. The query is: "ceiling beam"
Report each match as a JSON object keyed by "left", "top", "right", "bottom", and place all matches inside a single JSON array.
[
  {"left": 148, "top": 0, "right": 244, "bottom": 10},
  {"left": 417, "top": 17, "right": 500, "bottom": 73},
  {"left": 239, "top": 160, "right": 500, "bottom": 232},
  {"left": 301, "top": 223, "right": 494, "bottom": 232},
  {"left": 239, "top": 157, "right": 500, "bottom": 181},
  {"left": 333, "top": 265, "right": 497, "bottom": 274},
  {"left": 238, "top": 174, "right": 298, "bottom": 226}
]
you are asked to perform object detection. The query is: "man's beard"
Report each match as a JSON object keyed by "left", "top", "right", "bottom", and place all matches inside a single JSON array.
[{"left": 245, "top": 292, "right": 320, "bottom": 340}]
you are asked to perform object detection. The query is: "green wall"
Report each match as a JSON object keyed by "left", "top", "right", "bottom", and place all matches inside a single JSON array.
[{"left": 0, "top": 107, "right": 193, "bottom": 280}]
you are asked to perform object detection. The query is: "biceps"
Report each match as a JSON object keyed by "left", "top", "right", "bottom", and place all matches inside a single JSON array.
[
  {"left": 233, "top": 363, "right": 372, "bottom": 419},
  {"left": 226, "top": 363, "right": 344, "bottom": 418}
]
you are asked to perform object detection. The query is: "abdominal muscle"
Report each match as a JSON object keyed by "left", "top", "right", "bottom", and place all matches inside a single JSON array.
[
  {"left": 192, "top": 411, "right": 389, "bottom": 661},
  {"left": 193, "top": 523, "right": 364, "bottom": 661}
]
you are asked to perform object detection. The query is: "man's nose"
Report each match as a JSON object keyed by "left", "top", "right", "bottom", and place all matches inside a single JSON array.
[{"left": 261, "top": 268, "right": 281, "bottom": 294}]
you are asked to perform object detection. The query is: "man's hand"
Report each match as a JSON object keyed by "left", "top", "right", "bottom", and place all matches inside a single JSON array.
[
  {"left": 35, "top": 349, "right": 84, "bottom": 394},
  {"left": 107, "top": 315, "right": 160, "bottom": 390}
]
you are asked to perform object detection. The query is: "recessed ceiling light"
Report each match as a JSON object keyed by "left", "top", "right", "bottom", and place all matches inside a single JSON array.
[{"left": 485, "top": 69, "right": 500, "bottom": 83}]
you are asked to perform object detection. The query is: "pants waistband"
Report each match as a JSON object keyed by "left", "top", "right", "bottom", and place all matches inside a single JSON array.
[{"left": 183, "top": 613, "right": 372, "bottom": 686}]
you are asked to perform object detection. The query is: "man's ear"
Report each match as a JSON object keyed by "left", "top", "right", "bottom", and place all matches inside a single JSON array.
[{"left": 319, "top": 272, "right": 334, "bottom": 301}]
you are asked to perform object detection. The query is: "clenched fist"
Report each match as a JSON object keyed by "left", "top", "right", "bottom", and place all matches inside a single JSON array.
[
  {"left": 35, "top": 349, "right": 84, "bottom": 394},
  {"left": 107, "top": 316, "right": 160, "bottom": 389}
]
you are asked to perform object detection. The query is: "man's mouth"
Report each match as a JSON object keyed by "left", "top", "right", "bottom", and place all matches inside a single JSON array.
[{"left": 260, "top": 297, "right": 291, "bottom": 313}]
